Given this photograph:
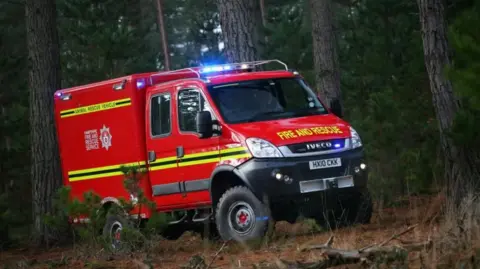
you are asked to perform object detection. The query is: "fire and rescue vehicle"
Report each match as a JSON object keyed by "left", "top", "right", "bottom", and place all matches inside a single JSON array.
[{"left": 53, "top": 60, "right": 372, "bottom": 245}]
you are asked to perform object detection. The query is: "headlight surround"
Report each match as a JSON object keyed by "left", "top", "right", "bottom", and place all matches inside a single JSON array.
[
  {"left": 350, "top": 127, "right": 363, "bottom": 149},
  {"left": 245, "top": 138, "right": 283, "bottom": 158}
]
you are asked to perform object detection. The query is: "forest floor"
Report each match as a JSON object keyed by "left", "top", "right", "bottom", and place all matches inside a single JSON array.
[{"left": 0, "top": 194, "right": 472, "bottom": 269}]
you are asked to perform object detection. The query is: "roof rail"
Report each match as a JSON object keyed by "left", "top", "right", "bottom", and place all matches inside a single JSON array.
[
  {"left": 151, "top": 67, "right": 200, "bottom": 78},
  {"left": 230, "top": 59, "right": 289, "bottom": 71},
  {"left": 148, "top": 59, "right": 290, "bottom": 86},
  {"left": 149, "top": 67, "right": 201, "bottom": 85}
]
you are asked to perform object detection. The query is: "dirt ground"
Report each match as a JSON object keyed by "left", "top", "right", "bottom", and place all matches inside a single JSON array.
[{"left": 0, "top": 195, "right": 444, "bottom": 269}]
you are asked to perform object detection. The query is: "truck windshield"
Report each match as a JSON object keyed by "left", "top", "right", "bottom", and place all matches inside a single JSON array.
[{"left": 207, "top": 78, "right": 328, "bottom": 124}]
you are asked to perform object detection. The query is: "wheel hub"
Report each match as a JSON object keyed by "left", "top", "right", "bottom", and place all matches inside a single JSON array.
[
  {"left": 110, "top": 221, "right": 123, "bottom": 248},
  {"left": 228, "top": 201, "right": 255, "bottom": 234}
]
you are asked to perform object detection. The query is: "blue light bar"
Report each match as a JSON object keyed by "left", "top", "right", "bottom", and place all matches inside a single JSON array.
[{"left": 199, "top": 64, "right": 250, "bottom": 74}]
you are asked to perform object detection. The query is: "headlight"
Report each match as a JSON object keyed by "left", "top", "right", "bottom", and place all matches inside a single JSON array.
[
  {"left": 245, "top": 138, "right": 283, "bottom": 158},
  {"left": 350, "top": 127, "right": 363, "bottom": 149}
]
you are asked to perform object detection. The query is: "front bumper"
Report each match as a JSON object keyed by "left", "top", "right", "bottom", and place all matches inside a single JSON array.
[
  {"left": 234, "top": 147, "right": 368, "bottom": 221},
  {"left": 234, "top": 147, "right": 368, "bottom": 201}
]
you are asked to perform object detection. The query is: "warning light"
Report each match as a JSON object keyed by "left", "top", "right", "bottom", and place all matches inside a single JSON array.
[
  {"left": 136, "top": 78, "right": 146, "bottom": 90},
  {"left": 55, "top": 91, "right": 71, "bottom": 101},
  {"left": 199, "top": 63, "right": 253, "bottom": 74}
]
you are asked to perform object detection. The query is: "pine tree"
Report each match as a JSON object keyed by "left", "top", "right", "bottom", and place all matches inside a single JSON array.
[
  {"left": 25, "top": 0, "right": 63, "bottom": 246},
  {"left": 217, "top": 0, "right": 264, "bottom": 63}
]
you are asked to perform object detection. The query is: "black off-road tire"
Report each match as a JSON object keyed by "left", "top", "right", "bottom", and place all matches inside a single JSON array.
[
  {"left": 215, "top": 186, "right": 271, "bottom": 243},
  {"left": 102, "top": 213, "right": 130, "bottom": 251},
  {"left": 348, "top": 190, "right": 373, "bottom": 224}
]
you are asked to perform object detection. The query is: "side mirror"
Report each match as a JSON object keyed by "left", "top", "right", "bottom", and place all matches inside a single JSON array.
[
  {"left": 196, "top": 111, "right": 213, "bottom": 138},
  {"left": 329, "top": 99, "right": 343, "bottom": 118}
]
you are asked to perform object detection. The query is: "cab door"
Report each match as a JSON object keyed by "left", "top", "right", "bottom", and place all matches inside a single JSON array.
[
  {"left": 174, "top": 81, "right": 220, "bottom": 207},
  {"left": 145, "top": 85, "right": 183, "bottom": 210}
]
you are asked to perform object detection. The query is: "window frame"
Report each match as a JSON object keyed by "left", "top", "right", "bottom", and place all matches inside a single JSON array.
[
  {"left": 176, "top": 87, "right": 217, "bottom": 136},
  {"left": 149, "top": 91, "right": 172, "bottom": 139}
]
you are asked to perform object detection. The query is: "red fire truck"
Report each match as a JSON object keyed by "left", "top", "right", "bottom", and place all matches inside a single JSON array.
[{"left": 54, "top": 60, "right": 371, "bottom": 245}]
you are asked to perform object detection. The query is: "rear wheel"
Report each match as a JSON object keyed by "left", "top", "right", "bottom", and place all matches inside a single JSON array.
[
  {"left": 215, "top": 186, "right": 271, "bottom": 242},
  {"left": 102, "top": 214, "right": 130, "bottom": 250}
]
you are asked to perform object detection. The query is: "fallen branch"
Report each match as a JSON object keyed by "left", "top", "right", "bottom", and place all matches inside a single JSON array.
[
  {"left": 299, "top": 235, "right": 334, "bottom": 252},
  {"left": 206, "top": 241, "right": 228, "bottom": 269},
  {"left": 293, "top": 224, "right": 433, "bottom": 269},
  {"left": 378, "top": 224, "right": 419, "bottom": 247}
]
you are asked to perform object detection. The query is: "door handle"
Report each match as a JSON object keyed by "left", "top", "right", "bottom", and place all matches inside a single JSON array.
[
  {"left": 176, "top": 146, "right": 184, "bottom": 158},
  {"left": 148, "top": 151, "right": 156, "bottom": 163}
]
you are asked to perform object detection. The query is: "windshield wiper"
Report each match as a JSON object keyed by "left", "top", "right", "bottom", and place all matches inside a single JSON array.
[
  {"left": 290, "top": 107, "right": 326, "bottom": 116},
  {"left": 246, "top": 111, "right": 289, "bottom": 122}
]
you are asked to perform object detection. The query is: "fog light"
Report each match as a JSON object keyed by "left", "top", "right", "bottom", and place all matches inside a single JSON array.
[
  {"left": 272, "top": 170, "right": 283, "bottom": 181},
  {"left": 360, "top": 163, "right": 366, "bottom": 170},
  {"left": 283, "top": 175, "right": 293, "bottom": 184},
  {"left": 354, "top": 167, "right": 360, "bottom": 173}
]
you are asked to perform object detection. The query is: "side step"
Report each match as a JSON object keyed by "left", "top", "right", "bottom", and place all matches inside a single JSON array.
[
  {"left": 192, "top": 208, "right": 212, "bottom": 223},
  {"left": 168, "top": 210, "right": 188, "bottom": 225}
]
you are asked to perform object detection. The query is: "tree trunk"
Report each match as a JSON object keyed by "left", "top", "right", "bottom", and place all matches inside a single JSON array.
[
  {"left": 417, "top": 0, "right": 480, "bottom": 203},
  {"left": 309, "top": 0, "right": 342, "bottom": 108},
  {"left": 25, "top": 0, "right": 63, "bottom": 246},
  {"left": 217, "top": 0, "right": 264, "bottom": 63},
  {"left": 155, "top": 0, "right": 170, "bottom": 70}
]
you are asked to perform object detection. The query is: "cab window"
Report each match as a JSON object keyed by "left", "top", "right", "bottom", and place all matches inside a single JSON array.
[
  {"left": 178, "top": 88, "right": 214, "bottom": 133},
  {"left": 207, "top": 78, "right": 327, "bottom": 124},
  {"left": 151, "top": 93, "right": 171, "bottom": 136}
]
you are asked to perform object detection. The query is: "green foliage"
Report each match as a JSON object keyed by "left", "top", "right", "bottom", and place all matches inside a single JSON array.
[
  {"left": 447, "top": 0, "right": 480, "bottom": 153},
  {"left": 0, "top": 1, "right": 30, "bottom": 247},
  {"left": 57, "top": 0, "right": 160, "bottom": 86},
  {"left": 163, "top": 0, "right": 224, "bottom": 67},
  {"left": 44, "top": 165, "right": 169, "bottom": 253},
  {"left": 336, "top": 0, "right": 441, "bottom": 203}
]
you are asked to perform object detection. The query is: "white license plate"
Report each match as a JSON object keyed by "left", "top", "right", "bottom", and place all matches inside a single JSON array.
[{"left": 309, "top": 158, "right": 342, "bottom": 170}]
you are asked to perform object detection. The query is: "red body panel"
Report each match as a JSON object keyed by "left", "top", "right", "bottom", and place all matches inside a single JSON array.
[
  {"left": 53, "top": 67, "right": 353, "bottom": 220},
  {"left": 226, "top": 114, "right": 351, "bottom": 147},
  {"left": 54, "top": 75, "right": 153, "bottom": 218}
]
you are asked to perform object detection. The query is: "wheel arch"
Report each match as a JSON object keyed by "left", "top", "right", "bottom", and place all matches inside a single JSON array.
[{"left": 209, "top": 165, "right": 256, "bottom": 207}]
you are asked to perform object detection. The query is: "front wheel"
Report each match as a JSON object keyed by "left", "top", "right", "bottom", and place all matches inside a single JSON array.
[{"left": 215, "top": 186, "right": 271, "bottom": 243}]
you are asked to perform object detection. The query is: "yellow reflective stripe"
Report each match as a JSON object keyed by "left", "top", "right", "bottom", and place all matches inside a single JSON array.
[
  {"left": 178, "top": 158, "right": 221, "bottom": 167},
  {"left": 68, "top": 161, "right": 146, "bottom": 176},
  {"left": 149, "top": 156, "right": 177, "bottom": 164},
  {"left": 149, "top": 163, "right": 177, "bottom": 171},
  {"left": 60, "top": 98, "right": 131, "bottom": 118},
  {"left": 69, "top": 171, "right": 124, "bottom": 182},
  {"left": 66, "top": 147, "right": 252, "bottom": 182},
  {"left": 220, "top": 147, "right": 248, "bottom": 153},
  {"left": 221, "top": 153, "right": 252, "bottom": 160},
  {"left": 183, "top": 151, "right": 219, "bottom": 158}
]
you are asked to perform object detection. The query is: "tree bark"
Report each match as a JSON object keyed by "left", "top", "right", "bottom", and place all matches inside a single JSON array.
[
  {"left": 25, "top": 0, "right": 63, "bottom": 246},
  {"left": 217, "top": 0, "right": 264, "bottom": 63},
  {"left": 310, "top": 0, "right": 342, "bottom": 108},
  {"left": 155, "top": 0, "right": 170, "bottom": 70},
  {"left": 417, "top": 0, "right": 480, "bottom": 203}
]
